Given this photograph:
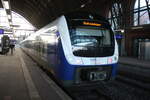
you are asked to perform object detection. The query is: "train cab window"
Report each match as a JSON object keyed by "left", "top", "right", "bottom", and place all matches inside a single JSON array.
[
  {"left": 70, "top": 26, "right": 112, "bottom": 47},
  {"left": 69, "top": 26, "right": 114, "bottom": 57}
]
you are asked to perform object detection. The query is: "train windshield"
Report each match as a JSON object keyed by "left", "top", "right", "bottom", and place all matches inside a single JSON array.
[
  {"left": 71, "top": 27, "right": 111, "bottom": 46},
  {"left": 70, "top": 26, "right": 114, "bottom": 57}
]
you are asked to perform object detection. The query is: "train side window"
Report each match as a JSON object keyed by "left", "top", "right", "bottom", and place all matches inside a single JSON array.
[{"left": 47, "top": 34, "right": 57, "bottom": 54}]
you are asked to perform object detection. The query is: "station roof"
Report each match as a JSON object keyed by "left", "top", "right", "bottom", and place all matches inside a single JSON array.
[{"left": 0, "top": 0, "right": 113, "bottom": 29}]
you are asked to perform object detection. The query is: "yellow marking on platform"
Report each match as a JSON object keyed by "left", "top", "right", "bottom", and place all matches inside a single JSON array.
[{"left": 18, "top": 50, "right": 41, "bottom": 100}]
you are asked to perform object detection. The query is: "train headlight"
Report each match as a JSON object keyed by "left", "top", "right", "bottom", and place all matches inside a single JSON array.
[
  {"left": 75, "top": 59, "right": 83, "bottom": 65},
  {"left": 108, "top": 58, "right": 112, "bottom": 64}
]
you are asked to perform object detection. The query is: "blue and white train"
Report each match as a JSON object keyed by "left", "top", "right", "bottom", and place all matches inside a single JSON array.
[{"left": 21, "top": 12, "right": 118, "bottom": 87}]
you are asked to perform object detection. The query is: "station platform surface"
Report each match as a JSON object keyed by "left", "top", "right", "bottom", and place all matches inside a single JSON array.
[
  {"left": 0, "top": 48, "right": 71, "bottom": 100},
  {"left": 119, "top": 57, "right": 150, "bottom": 68}
]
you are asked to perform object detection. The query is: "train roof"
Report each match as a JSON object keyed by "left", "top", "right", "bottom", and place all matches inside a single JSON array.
[{"left": 64, "top": 11, "right": 109, "bottom": 23}]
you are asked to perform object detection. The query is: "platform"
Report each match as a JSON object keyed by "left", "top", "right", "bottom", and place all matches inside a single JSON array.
[
  {"left": 0, "top": 48, "right": 71, "bottom": 100},
  {"left": 118, "top": 56, "right": 150, "bottom": 83},
  {"left": 119, "top": 57, "right": 150, "bottom": 68}
]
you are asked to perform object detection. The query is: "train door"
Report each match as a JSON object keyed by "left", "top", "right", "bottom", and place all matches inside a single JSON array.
[
  {"left": 46, "top": 34, "right": 57, "bottom": 68},
  {"left": 35, "top": 35, "right": 42, "bottom": 56},
  {"left": 41, "top": 42, "right": 46, "bottom": 59}
]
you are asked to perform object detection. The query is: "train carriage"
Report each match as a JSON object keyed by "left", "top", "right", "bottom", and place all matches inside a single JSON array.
[{"left": 21, "top": 11, "right": 118, "bottom": 87}]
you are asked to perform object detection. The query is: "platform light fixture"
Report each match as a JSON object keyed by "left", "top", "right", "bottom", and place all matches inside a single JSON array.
[
  {"left": 1, "top": 0, "right": 12, "bottom": 28},
  {"left": 3, "top": 1, "right": 9, "bottom": 9},
  {"left": 131, "top": 26, "right": 143, "bottom": 30},
  {"left": 121, "top": 29, "right": 124, "bottom": 33},
  {"left": 81, "top": 4, "right": 85, "bottom": 8}
]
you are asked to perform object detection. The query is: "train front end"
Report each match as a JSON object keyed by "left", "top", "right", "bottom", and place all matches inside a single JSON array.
[{"left": 57, "top": 12, "right": 118, "bottom": 87}]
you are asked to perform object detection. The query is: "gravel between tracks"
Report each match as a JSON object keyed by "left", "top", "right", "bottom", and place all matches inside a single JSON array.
[{"left": 105, "top": 80, "right": 150, "bottom": 100}]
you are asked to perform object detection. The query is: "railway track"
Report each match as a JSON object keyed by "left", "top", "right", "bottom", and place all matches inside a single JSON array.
[
  {"left": 66, "top": 82, "right": 112, "bottom": 100},
  {"left": 117, "top": 63, "right": 150, "bottom": 91},
  {"left": 116, "top": 75, "right": 150, "bottom": 91}
]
